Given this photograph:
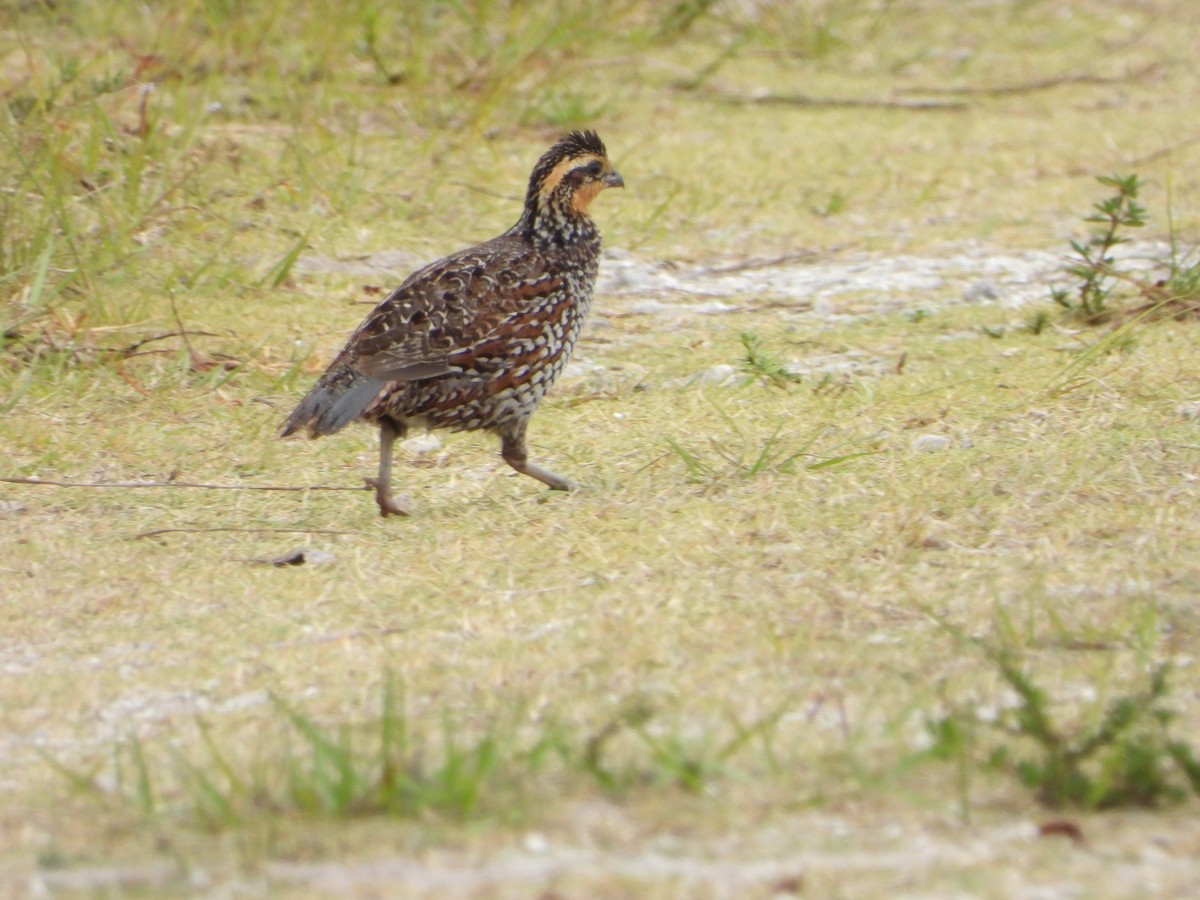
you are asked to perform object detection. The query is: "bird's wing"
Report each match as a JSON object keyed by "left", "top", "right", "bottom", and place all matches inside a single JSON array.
[{"left": 347, "top": 236, "right": 562, "bottom": 382}]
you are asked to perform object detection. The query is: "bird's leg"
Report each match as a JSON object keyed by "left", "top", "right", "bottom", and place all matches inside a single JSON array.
[
  {"left": 365, "top": 417, "right": 413, "bottom": 517},
  {"left": 500, "top": 420, "right": 576, "bottom": 492}
]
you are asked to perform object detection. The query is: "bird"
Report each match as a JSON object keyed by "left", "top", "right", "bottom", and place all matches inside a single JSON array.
[{"left": 281, "top": 131, "right": 624, "bottom": 517}]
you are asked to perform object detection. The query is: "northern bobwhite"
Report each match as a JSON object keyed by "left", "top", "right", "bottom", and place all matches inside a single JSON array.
[{"left": 281, "top": 131, "right": 624, "bottom": 516}]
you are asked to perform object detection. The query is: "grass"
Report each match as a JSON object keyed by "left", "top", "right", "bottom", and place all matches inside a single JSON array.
[
  {"left": 47, "top": 679, "right": 796, "bottom": 833},
  {"left": 923, "top": 613, "right": 1200, "bottom": 813},
  {"left": 4, "top": 0, "right": 1200, "bottom": 895}
]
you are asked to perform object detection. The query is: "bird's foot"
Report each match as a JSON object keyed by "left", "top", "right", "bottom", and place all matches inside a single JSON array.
[
  {"left": 364, "top": 478, "right": 413, "bottom": 518},
  {"left": 514, "top": 460, "right": 578, "bottom": 492}
]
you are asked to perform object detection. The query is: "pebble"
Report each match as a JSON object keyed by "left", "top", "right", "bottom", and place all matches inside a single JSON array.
[
  {"left": 964, "top": 280, "right": 1000, "bottom": 303},
  {"left": 1175, "top": 401, "right": 1200, "bottom": 419},
  {"left": 912, "top": 434, "right": 952, "bottom": 452},
  {"left": 691, "top": 364, "right": 740, "bottom": 386},
  {"left": 402, "top": 434, "right": 443, "bottom": 455}
]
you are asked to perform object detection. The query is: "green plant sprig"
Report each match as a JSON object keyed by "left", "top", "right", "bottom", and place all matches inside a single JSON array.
[{"left": 1052, "top": 174, "right": 1147, "bottom": 321}]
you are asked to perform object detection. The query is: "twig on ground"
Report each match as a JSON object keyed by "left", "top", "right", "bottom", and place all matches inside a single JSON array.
[
  {"left": 909, "top": 62, "right": 1162, "bottom": 97},
  {"left": 1131, "top": 133, "right": 1200, "bottom": 166},
  {"left": 267, "top": 626, "right": 410, "bottom": 649},
  {"left": 115, "top": 358, "right": 151, "bottom": 397},
  {"left": 134, "top": 526, "right": 354, "bottom": 540},
  {"left": 700, "top": 251, "right": 824, "bottom": 275},
  {"left": 706, "top": 91, "right": 967, "bottom": 111},
  {"left": 0, "top": 477, "right": 364, "bottom": 492},
  {"left": 116, "top": 330, "right": 221, "bottom": 357}
]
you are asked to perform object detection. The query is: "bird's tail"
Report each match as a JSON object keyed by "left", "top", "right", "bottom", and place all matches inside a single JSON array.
[{"left": 280, "top": 369, "right": 385, "bottom": 438}]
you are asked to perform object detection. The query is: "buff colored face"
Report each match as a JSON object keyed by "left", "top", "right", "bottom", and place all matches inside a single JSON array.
[{"left": 538, "top": 152, "right": 625, "bottom": 214}]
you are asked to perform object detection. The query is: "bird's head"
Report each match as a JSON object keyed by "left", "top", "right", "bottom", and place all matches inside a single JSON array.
[{"left": 522, "top": 130, "right": 623, "bottom": 233}]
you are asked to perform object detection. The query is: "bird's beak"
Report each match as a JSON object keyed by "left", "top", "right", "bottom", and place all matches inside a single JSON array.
[{"left": 604, "top": 170, "right": 625, "bottom": 189}]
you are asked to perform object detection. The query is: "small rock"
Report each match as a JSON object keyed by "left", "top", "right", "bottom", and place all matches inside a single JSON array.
[
  {"left": 1175, "top": 401, "right": 1200, "bottom": 419},
  {"left": 597, "top": 247, "right": 673, "bottom": 293},
  {"left": 559, "top": 359, "right": 649, "bottom": 396},
  {"left": 783, "top": 351, "right": 889, "bottom": 378},
  {"left": 912, "top": 434, "right": 952, "bottom": 452},
  {"left": 602, "top": 263, "right": 661, "bottom": 293},
  {"left": 866, "top": 633, "right": 901, "bottom": 645},
  {"left": 268, "top": 547, "right": 336, "bottom": 567},
  {"left": 216, "top": 691, "right": 268, "bottom": 713},
  {"left": 401, "top": 434, "right": 442, "bottom": 455},
  {"left": 964, "top": 280, "right": 1000, "bottom": 303},
  {"left": 693, "top": 301, "right": 739, "bottom": 315},
  {"left": 690, "top": 364, "right": 741, "bottom": 387},
  {"left": 626, "top": 299, "right": 670, "bottom": 315},
  {"left": 523, "top": 832, "right": 549, "bottom": 853}
]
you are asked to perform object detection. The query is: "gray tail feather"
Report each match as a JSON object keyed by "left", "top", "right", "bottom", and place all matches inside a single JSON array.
[{"left": 281, "top": 375, "right": 385, "bottom": 438}]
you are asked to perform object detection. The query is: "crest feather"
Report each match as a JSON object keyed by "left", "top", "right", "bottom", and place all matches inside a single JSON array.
[{"left": 554, "top": 130, "right": 607, "bottom": 159}]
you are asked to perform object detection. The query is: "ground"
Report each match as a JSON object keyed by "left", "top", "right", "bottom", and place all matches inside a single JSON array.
[{"left": 2, "top": 1, "right": 1200, "bottom": 897}]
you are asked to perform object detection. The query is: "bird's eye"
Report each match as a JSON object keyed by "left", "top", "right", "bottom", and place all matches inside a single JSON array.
[{"left": 584, "top": 160, "right": 603, "bottom": 177}]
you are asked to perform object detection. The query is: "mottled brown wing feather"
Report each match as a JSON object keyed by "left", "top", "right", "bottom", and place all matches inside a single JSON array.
[
  {"left": 280, "top": 236, "right": 566, "bottom": 438},
  {"left": 348, "top": 235, "right": 562, "bottom": 381}
]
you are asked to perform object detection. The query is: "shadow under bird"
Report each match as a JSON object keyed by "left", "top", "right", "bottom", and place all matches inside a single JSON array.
[{"left": 281, "top": 131, "right": 624, "bottom": 517}]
